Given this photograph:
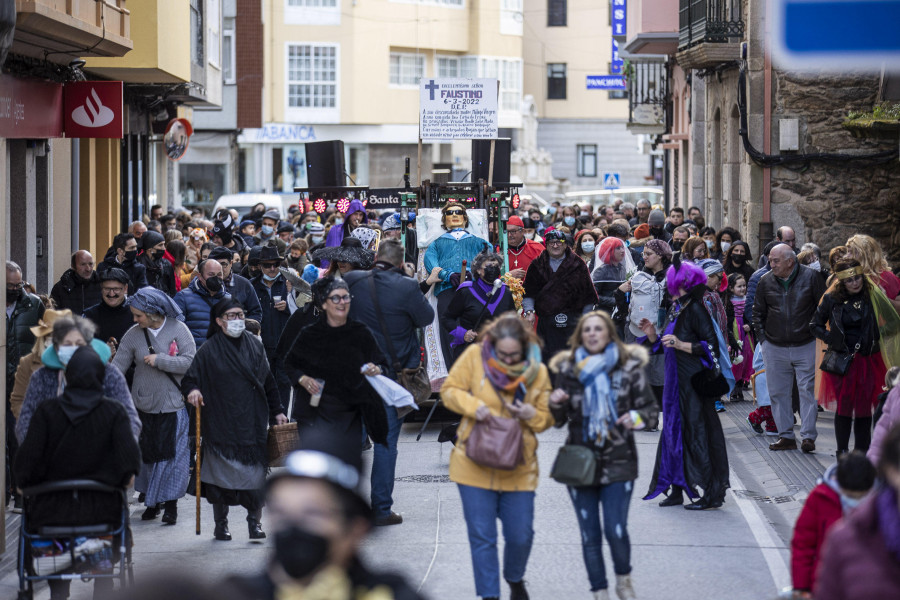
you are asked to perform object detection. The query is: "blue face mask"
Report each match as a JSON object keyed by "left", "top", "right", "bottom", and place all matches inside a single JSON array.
[
  {"left": 548, "top": 206, "right": 557, "bottom": 215},
  {"left": 564, "top": 216, "right": 576, "bottom": 227},
  {"left": 335, "top": 218, "right": 344, "bottom": 226},
  {"left": 57, "top": 345, "right": 78, "bottom": 366},
  {"left": 263, "top": 273, "right": 279, "bottom": 282},
  {"left": 581, "top": 241, "right": 595, "bottom": 254},
  {"left": 261, "top": 224, "right": 274, "bottom": 236},
  {"left": 840, "top": 492, "right": 866, "bottom": 513}
]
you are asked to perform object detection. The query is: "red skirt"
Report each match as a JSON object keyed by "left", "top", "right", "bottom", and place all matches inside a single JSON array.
[{"left": 818, "top": 352, "right": 887, "bottom": 417}]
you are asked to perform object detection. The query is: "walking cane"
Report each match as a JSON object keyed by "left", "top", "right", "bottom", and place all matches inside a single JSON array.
[{"left": 195, "top": 402, "right": 202, "bottom": 536}]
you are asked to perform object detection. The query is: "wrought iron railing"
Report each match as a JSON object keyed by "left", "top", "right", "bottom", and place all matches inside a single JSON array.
[
  {"left": 678, "top": 0, "right": 744, "bottom": 50},
  {"left": 627, "top": 60, "right": 668, "bottom": 130}
]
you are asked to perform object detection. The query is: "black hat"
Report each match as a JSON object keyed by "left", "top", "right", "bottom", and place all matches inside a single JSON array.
[
  {"left": 141, "top": 230, "right": 165, "bottom": 251},
  {"left": 208, "top": 246, "right": 234, "bottom": 262},
  {"left": 258, "top": 245, "right": 281, "bottom": 264},
  {"left": 247, "top": 246, "right": 263, "bottom": 266},
  {"left": 100, "top": 267, "right": 130, "bottom": 285},
  {"left": 520, "top": 217, "right": 536, "bottom": 230},
  {"left": 544, "top": 229, "right": 566, "bottom": 242},
  {"left": 277, "top": 223, "right": 295, "bottom": 234},
  {"left": 312, "top": 237, "right": 375, "bottom": 270}
]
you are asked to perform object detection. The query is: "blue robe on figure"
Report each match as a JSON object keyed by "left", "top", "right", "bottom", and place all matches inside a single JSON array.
[{"left": 424, "top": 230, "right": 490, "bottom": 297}]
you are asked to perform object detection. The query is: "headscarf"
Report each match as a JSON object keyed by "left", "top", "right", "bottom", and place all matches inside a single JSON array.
[
  {"left": 311, "top": 276, "right": 350, "bottom": 309},
  {"left": 58, "top": 346, "right": 106, "bottom": 425},
  {"left": 575, "top": 343, "right": 620, "bottom": 444},
  {"left": 127, "top": 287, "right": 184, "bottom": 321},
  {"left": 480, "top": 339, "right": 542, "bottom": 404},
  {"left": 644, "top": 239, "right": 673, "bottom": 261}
]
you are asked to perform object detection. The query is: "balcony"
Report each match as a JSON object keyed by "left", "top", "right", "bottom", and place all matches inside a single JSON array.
[
  {"left": 675, "top": 0, "right": 743, "bottom": 70},
  {"left": 13, "top": 0, "right": 132, "bottom": 63},
  {"left": 627, "top": 59, "right": 668, "bottom": 136}
]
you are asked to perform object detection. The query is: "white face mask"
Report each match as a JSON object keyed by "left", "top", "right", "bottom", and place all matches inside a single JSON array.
[
  {"left": 57, "top": 345, "right": 79, "bottom": 366},
  {"left": 311, "top": 235, "right": 324, "bottom": 245},
  {"left": 840, "top": 492, "right": 866, "bottom": 513},
  {"left": 808, "top": 260, "right": 820, "bottom": 271},
  {"left": 721, "top": 241, "right": 731, "bottom": 253},
  {"left": 581, "top": 241, "right": 596, "bottom": 254},
  {"left": 225, "top": 319, "right": 245, "bottom": 338}
]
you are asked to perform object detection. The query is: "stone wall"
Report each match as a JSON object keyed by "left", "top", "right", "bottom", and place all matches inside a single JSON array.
[{"left": 771, "top": 71, "right": 900, "bottom": 269}]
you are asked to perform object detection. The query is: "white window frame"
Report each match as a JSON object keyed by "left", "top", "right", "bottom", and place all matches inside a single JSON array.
[
  {"left": 389, "top": 52, "right": 425, "bottom": 87},
  {"left": 389, "top": 0, "right": 464, "bottom": 8},
  {"left": 285, "top": 0, "right": 341, "bottom": 26},
  {"left": 435, "top": 55, "right": 460, "bottom": 78},
  {"left": 285, "top": 42, "right": 340, "bottom": 124},
  {"left": 500, "top": 0, "right": 523, "bottom": 36},
  {"left": 576, "top": 144, "right": 598, "bottom": 178},
  {"left": 208, "top": 0, "right": 221, "bottom": 68},
  {"left": 223, "top": 18, "right": 235, "bottom": 84}
]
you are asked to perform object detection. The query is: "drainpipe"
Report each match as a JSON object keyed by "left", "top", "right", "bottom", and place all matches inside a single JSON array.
[
  {"left": 71, "top": 139, "right": 80, "bottom": 252},
  {"left": 758, "top": 0, "right": 774, "bottom": 254}
]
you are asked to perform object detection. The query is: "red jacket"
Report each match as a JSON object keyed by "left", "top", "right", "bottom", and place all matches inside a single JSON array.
[{"left": 791, "top": 482, "right": 842, "bottom": 592}]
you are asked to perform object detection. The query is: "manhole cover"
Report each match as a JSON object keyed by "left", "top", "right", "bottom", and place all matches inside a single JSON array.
[
  {"left": 732, "top": 489, "right": 796, "bottom": 504},
  {"left": 395, "top": 474, "right": 452, "bottom": 483}
]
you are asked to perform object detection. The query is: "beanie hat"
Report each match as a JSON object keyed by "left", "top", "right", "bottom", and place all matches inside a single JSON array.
[
  {"left": 648, "top": 209, "right": 666, "bottom": 226},
  {"left": 644, "top": 239, "right": 673, "bottom": 260},
  {"left": 633, "top": 223, "right": 651, "bottom": 240}
]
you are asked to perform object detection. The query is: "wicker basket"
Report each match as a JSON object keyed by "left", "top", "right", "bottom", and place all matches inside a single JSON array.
[{"left": 267, "top": 423, "right": 300, "bottom": 467}]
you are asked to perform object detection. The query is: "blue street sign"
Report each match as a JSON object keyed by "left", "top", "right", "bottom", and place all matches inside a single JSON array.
[
  {"left": 587, "top": 75, "right": 627, "bottom": 90},
  {"left": 603, "top": 172, "right": 620, "bottom": 189},
  {"left": 612, "top": 39, "right": 623, "bottom": 75},
  {"left": 773, "top": 0, "right": 900, "bottom": 69},
  {"left": 612, "top": 0, "right": 627, "bottom": 37}
]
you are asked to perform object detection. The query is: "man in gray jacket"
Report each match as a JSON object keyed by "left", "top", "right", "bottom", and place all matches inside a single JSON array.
[
  {"left": 752, "top": 244, "right": 825, "bottom": 453},
  {"left": 344, "top": 240, "right": 435, "bottom": 527}
]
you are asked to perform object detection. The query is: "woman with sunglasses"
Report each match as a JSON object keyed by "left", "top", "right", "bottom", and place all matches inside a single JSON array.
[
  {"left": 811, "top": 258, "right": 900, "bottom": 455},
  {"left": 284, "top": 277, "right": 390, "bottom": 453}
]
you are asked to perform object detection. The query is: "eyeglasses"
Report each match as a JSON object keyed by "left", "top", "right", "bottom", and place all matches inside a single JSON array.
[
  {"left": 547, "top": 240, "right": 566, "bottom": 246},
  {"left": 6, "top": 283, "right": 24, "bottom": 291},
  {"left": 506, "top": 227, "right": 523, "bottom": 234},
  {"left": 495, "top": 349, "right": 523, "bottom": 362},
  {"left": 221, "top": 311, "right": 245, "bottom": 321},
  {"left": 444, "top": 209, "right": 465, "bottom": 216},
  {"left": 261, "top": 263, "right": 280, "bottom": 270},
  {"left": 328, "top": 294, "right": 352, "bottom": 304}
]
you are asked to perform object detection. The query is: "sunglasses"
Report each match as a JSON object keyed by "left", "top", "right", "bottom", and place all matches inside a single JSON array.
[
  {"left": 445, "top": 209, "right": 465, "bottom": 216},
  {"left": 261, "top": 263, "right": 280, "bottom": 270}
]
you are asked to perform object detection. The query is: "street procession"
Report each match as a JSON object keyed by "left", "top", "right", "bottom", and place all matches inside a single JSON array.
[{"left": 2, "top": 1, "right": 900, "bottom": 600}]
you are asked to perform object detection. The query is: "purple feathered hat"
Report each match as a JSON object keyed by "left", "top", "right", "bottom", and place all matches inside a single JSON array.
[{"left": 666, "top": 253, "right": 707, "bottom": 297}]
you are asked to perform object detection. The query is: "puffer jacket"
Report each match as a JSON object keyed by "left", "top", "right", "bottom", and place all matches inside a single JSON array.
[
  {"left": 173, "top": 278, "right": 231, "bottom": 348},
  {"left": 6, "top": 293, "right": 44, "bottom": 382},
  {"left": 549, "top": 346, "right": 658, "bottom": 485},
  {"left": 50, "top": 269, "right": 102, "bottom": 315},
  {"left": 751, "top": 263, "right": 825, "bottom": 346},
  {"left": 441, "top": 343, "right": 554, "bottom": 492},
  {"left": 790, "top": 463, "right": 842, "bottom": 593}
]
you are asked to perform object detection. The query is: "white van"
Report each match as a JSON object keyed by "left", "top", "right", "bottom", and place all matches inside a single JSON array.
[{"left": 211, "top": 193, "right": 298, "bottom": 219}]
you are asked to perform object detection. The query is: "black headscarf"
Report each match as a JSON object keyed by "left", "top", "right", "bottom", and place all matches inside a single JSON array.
[
  {"left": 311, "top": 276, "right": 349, "bottom": 310},
  {"left": 205, "top": 297, "right": 246, "bottom": 342},
  {"left": 59, "top": 346, "right": 106, "bottom": 425}
]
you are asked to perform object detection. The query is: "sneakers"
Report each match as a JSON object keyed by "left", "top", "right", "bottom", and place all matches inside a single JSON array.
[
  {"left": 592, "top": 590, "right": 611, "bottom": 600},
  {"left": 615, "top": 574, "right": 637, "bottom": 600},
  {"left": 764, "top": 428, "right": 780, "bottom": 436},
  {"left": 801, "top": 439, "right": 816, "bottom": 453},
  {"left": 747, "top": 417, "right": 763, "bottom": 434},
  {"left": 768, "top": 437, "right": 797, "bottom": 451},
  {"left": 374, "top": 511, "right": 404, "bottom": 527},
  {"left": 715, "top": 400, "right": 726, "bottom": 413}
]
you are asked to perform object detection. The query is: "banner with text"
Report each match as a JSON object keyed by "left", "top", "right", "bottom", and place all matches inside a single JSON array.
[{"left": 419, "top": 78, "right": 498, "bottom": 141}]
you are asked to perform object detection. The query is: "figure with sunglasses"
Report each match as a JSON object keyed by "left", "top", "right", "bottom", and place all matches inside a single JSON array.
[
  {"left": 284, "top": 277, "right": 391, "bottom": 453},
  {"left": 502, "top": 216, "right": 544, "bottom": 280},
  {"left": 424, "top": 202, "right": 491, "bottom": 363},
  {"left": 251, "top": 245, "right": 294, "bottom": 412},
  {"left": 811, "top": 258, "right": 900, "bottom": 455}
]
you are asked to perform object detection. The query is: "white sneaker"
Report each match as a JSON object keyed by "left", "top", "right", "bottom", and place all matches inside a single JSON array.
[
  {"left": 593, "top": 590, "right": 610, "bottom": 600},
  {"left": 615, "top": 574, "right": 636, "bottom": 600}
]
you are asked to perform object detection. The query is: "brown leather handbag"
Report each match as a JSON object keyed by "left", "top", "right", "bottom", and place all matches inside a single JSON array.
[{"left": 465, "top": 406, "right": 524, "bottom": 470}]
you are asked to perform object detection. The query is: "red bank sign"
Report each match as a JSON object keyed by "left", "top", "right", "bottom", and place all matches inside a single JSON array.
[
  {"left": 0, "top": 74, "right": 64, "bottom": 139},
  {"left": 64, "top": 81, "right": 124, "bottom": 139}
]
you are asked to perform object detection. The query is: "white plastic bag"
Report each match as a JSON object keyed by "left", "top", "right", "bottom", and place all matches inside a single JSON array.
[{"left": 365, "top": 374, "right": 419, "bottom": 411}]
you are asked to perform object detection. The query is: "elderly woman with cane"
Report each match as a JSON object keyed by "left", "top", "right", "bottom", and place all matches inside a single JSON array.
[{"left": 112, "top": 287, "right": 196, "bottom": 525}]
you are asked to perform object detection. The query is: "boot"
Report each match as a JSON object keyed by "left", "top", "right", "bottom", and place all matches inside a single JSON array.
[
  {"left": 615, "top": 574, "right": 636, "bottom": 600},
  {"left": 247, "top": 509, "right": 266, "bottom": 540},
  {"left": 658, "top": 487, "right": 683, "bottom": 507},
  {"left": 161, "top": 500, "right": 177, "bottom": 525},
  {"left": 592, "top": 590, "right": 610, "bottom": 600},
  {"left": 506, "top": 579, "right": 529, "bottom": 600},
  {"left": 141, "top": 504, "right": 161, "bottom": 520},
  {"left": 213, "top": 503, "right": 231, "bottom": 541}
]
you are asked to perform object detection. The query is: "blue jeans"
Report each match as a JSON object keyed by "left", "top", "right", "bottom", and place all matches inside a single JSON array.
[
  {"left": 371, "top": 406, "right": 402, "bottom": 518},
  {"left": 568, "top": 480, "right": 633, "bottom": 591},
  {"left": 457, "top": 484, "right": 535, "bottom": 598}
]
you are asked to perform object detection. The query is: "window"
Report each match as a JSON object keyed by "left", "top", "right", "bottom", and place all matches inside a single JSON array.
[
  {"left": 288, "top": 0, "right": 336, "bottom": 5},
  {"left": 548, "top": 0, "right": 566, "bottom": 26},
  {"left": 478, "top": 58, "right": 522, "bottom": 111},
  {"left": 223, "top": 18, "right": 235, "bottom": 83},
  {"left": 609, "top": 90, "right": 627, "bottom": 100},
  {"left": 388, "top": 0, "right": 463, "bottom": 6},
  {"left": 287, "top": 44, "right": 337, "bottom": 108},
  {"left": 389, "top": 52, "right": 424, "bottom": 86},
  {"left": 437, "top": 56, "right": 459, "bottom": 78},
  {"left": 577, "top": 145, "right": 598, "bottom": 178},
  {"left": 461, "top": 57, "right": 478, "bottom": 78},
  {"left": 208, "top": 0, "right": 220, "bottom": 67},
  {"left": 547, "top": 63, "right": 566, "bottom": 100},
  {"left": 190, "top": 0, "right": 204, "bottom": 66},
  {"left": 501, "top": 0, "right": 523, "bottom": 36},
  {"left": 285, "top": 0, "right": 340, "bottom": 26}
]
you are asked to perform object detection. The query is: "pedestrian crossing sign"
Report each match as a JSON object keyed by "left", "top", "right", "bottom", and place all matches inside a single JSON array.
[{"left": 603, "top": 172, "right": 620, "bottom": 189}]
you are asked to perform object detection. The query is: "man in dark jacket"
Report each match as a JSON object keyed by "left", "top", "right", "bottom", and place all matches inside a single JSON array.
[
  {"left": 173, "top": 259, "right": 231, "bottom": 347},
  {"left": 50, "top": 250, "right": 102, "bottom": 315},
  {"left": 752, "top": 244, "right": 825, "bottom": 454},
  {"left": 251, "top": 245, "right": 293, "bottom": 410},
  {"left": 209, "top": 246, "right": 262, "bottom": 323},
  {"left": 345, "top": 241, "right": 435, "bottom": 527},
  {"left": 83, "top": 268, "right": 135, "bottom": 352},
  {"left": 97, "top": 232, "right": 149, "bottom": 295},
  {"left": 212, "top": 213, "right": 246, "bottom": 255}
]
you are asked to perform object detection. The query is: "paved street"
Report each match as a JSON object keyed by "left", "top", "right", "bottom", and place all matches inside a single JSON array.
[{"left": 1, "top": 395, "right": 839, "bottom": 600}]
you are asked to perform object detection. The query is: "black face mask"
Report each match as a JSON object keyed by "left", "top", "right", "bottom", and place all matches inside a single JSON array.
[
  {"left": 731, "top": 255, "right": 746, "bottom": 265},
  {"left": 124, "top": 250, "right": 138, "bottom": 262},
  {"left": 274, "top": 526, "right": 330, "bottom": 580},
  {"left": 649, "top": 226, "right": 664, "bottom": 238},
  {"left": 671, "top": 240, "right": 684, "bottom": 252},
  {"left": 482, "top": 265, "right": 501, "bottom": 282},
  {"left": 218, "top": 230, "right": 233, "bottom": 245},
  {"left": 7, "top": 289, "right": 21, "bottom": 304},
  {"left": 205, "top": 276, "right": 223, "bottom": 294}
]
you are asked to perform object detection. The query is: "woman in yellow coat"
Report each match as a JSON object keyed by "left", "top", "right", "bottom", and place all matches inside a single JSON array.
[{"left": 441, "top": 313, "right": 554, "bottom": 600}]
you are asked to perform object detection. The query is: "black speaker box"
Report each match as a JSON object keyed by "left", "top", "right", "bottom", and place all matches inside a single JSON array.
[
  {"left": 472, "top": 138, "right": 511, "bottom": 185},
  {"left": 305, "top": 140, "right": 346, "bottom": 188}
]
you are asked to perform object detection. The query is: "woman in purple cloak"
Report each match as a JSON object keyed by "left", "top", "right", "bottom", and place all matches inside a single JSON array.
[{"left": 638, "top": 257, "right": 730, "bottom": 510}]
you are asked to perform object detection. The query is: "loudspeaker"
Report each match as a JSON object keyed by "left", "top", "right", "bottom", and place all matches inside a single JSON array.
[
  {"left": 472, "top": 138, "right": 511, "bottom": 185},
  {"left": 305, "top": 140, "right": 346, "bottom": 188}
]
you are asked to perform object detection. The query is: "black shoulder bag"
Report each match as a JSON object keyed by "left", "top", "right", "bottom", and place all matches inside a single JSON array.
[{"left": 140, "top": 328, "right": 180, "bottom": 464}]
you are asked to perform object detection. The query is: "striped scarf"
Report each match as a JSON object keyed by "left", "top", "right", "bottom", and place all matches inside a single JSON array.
[
  {"left": 575, "top": 344, "right": 620, "bottom": 444},
  {"left": 481, "top": 340, "right": 542, "bottom": 404}
]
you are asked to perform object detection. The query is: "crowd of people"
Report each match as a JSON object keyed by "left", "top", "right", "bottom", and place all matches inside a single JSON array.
[{"left": 4, "top": 196, "right": 900, "bottom": 600}]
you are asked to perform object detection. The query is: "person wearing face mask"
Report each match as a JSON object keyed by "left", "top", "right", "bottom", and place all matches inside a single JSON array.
[
  {"left": 790, "top": 451, "right": 876, "bottom": 598},
  {"left": 138, "top": 230, "right": 178, "bottom": 297},
  {"left": 527, "top": 210, "right": 546, "bottom": 235},
  {"left": 182, "top": 299, "right": 288, "bottom": 542},
  {"left": 305, "top": 222, "right": 327, "bottom": 258},
  {"left": 225, "top": 428, "right": 424, "bottom": 600},
  {"left": 83, "top": 268, "right": 136, "bottom": 357},
  {"left": 441, "top": 252, "right": 515, "bottom": 364},
  {"left": 212, "top": 214, "right": 246, "bottom": 255},
  {"left": 712, "top": 227, "right": 741, "bottom": 263},
  {"left": 501, "top": 216, "right": 544, "bottom": 280},
  {"left": 561, "top": 205, "right": 579, "bottom": 230},
  {"left": 591, "top": 237, "right": 635, "bottom": 339},
  {"left": 16, "top": 316, "right": 141, "bottom": 447},
  {"left": 324, "top": 199, "right": 369, "bottom": 251},
  {"left": 97, "top": 232, "right": 149, "bottom": 295},
  {"left": 285, "top": 239, "right": 310, "bottom": 273},
  {"left": 208, "top": 246, "right": 263, "bottom": 323},
  {"left": 575, "top": 231, "right": 598, "bottom": 272},
  {"left": 174, "top": 259, "right": 232, "bottom": 348},
  {"left": 723, "top": 240, "right": 755, "bottom": 281},
  {"left": 253, "top": 210, "right": 288, "bottom": 256},
  {"left": 646, "top": 209, "right": 672, "bottom": 244}
]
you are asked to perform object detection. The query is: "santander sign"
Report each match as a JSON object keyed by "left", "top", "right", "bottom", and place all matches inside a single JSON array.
[{"left": 64, "top": 81, "right": 123, "bottom": 138}]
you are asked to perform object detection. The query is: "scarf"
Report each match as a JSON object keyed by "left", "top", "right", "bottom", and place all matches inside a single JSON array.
[
  {"left": 481, "top": 340, "right": 542, "bottom": 404},
  {"left": 575, "top": 344, "right": 620, "bottom": 444},
  {"left": 877, "top": 486, "right": 900, "bottom": 562},
  {"left": 58, "top": 346, "right": 106, "bottom": 425},
  {"left": 127, "top": 286, "right": 184, "bottom": 321}
]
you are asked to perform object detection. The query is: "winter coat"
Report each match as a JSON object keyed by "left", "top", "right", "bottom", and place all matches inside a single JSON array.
[
  {"left": 441, "top": 343, "right": 554, "bottom": 492},
  {"left": 82, "top": 301, "right": 135, "bottom": 347},
  {"left": 173, "top": 278, "right": 231, "bottom": 348},
  {"left": 139, "top": 253, "right": 177, "bottom": 297},
  {"left": 790, "top": 463, "right": 843, "bottom": 592},
  {"left": 10, "top": 351, "right": 42, "bottom": 419},
  {"left": 6, "top": 292, "right": 44, "bottom": 381},
  {"left": 250, "top": 274, "right": 291, "bottom": 353},
  {"left": 810, "top": 292, "right": 880, "bottom": 356},
  {"left": 752, "top": 263, "right": 825, "bottom": 347},
  {"left": 814, "top": 491, "right": 900, "bottom": 600},
  {"left": 549, "top": 346, "right": 657, "bottom": 486},
  {"left": 225, "top": 273, "right": 263, "bottom": 323},
  {"left": 869, "top": 386, "right": 900, "bottom": 466},
  {"left": 15, "top": 339, "right": 141, "bottom": 444},
  {"left": 50, "top": 269, "right": 102, "bottom": 315},
  {"left": 745, "top": 265, "right": 770, "bottom": 318}
]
